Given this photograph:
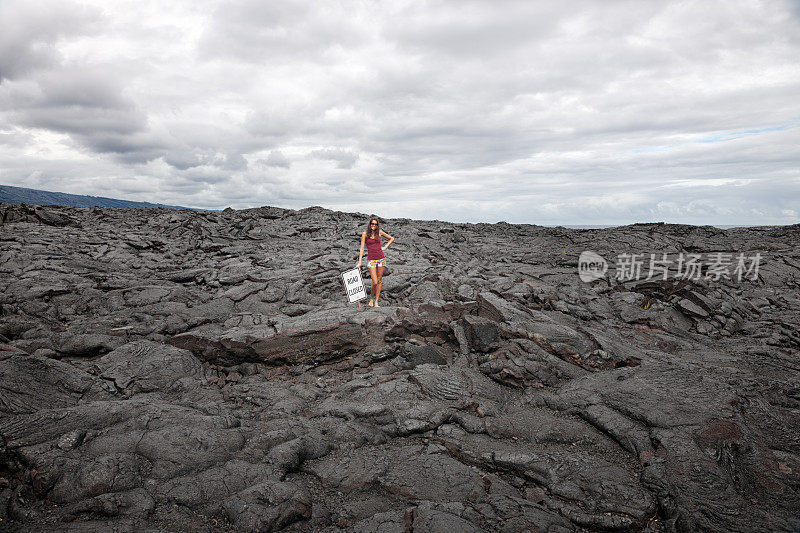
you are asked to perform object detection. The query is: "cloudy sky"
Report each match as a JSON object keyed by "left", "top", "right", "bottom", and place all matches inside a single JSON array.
[{"left": 1, "top": 0, "right": 799, "bottom": 225}]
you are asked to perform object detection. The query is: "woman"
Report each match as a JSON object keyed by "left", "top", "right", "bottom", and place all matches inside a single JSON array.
[{"left": 356, "top": 216, "right": 394, "bottom": 307}]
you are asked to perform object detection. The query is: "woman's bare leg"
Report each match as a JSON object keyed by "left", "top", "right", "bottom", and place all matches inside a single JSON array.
[
  {"left": 368, "top": 266, "right": 378, "bottom": 305},
  {"left": 374, "top": 265, "right": 384, "bottom": 306}
]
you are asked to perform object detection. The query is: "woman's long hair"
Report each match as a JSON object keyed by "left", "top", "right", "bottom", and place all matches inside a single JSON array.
[{"left": 366, "top": 217, "right": 380, "bottom": 240}]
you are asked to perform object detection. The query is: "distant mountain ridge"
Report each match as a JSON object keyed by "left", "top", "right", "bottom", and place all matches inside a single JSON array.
[
  {"left": 0, "top": 184, "right": 770, "bottom": 228},
  {"left": 0, "top": 184, "right": 197, "bottom": 210}
]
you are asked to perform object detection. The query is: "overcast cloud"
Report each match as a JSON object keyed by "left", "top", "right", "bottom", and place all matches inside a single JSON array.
[{"left": 1, "top": 0, "right": 798, "bottom": 225}]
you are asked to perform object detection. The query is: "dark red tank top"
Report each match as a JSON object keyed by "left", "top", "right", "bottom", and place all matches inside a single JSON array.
[{"left": 366, "top": 234, "right": 384, "bottom": 260}]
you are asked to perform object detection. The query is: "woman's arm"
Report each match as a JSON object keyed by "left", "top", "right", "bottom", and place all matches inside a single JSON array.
[
  {"left": 357, "top": 231, "right": 366, "bottom": 267},
  {"left": 380, "top": 230, "right": 394, "bottom": 251}
]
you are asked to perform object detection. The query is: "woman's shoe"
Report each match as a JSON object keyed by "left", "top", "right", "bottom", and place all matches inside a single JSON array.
[{"left": 368, "top": 300, "right": 374, "bottom": 306}]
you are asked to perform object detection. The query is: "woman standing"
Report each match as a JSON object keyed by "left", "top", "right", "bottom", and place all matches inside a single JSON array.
[{"left": 356, "top": 216, "right": 394, "bottom": 307}]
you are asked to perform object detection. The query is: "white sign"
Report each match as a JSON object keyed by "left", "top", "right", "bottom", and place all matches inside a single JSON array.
[{"left": 341, "top": 268, "right": 367, "bottom": 303}]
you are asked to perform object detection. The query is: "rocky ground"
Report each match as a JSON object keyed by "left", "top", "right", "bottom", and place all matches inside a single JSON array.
[{"left": 0, "top": 202, "right": 798, "bottom": 532}]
